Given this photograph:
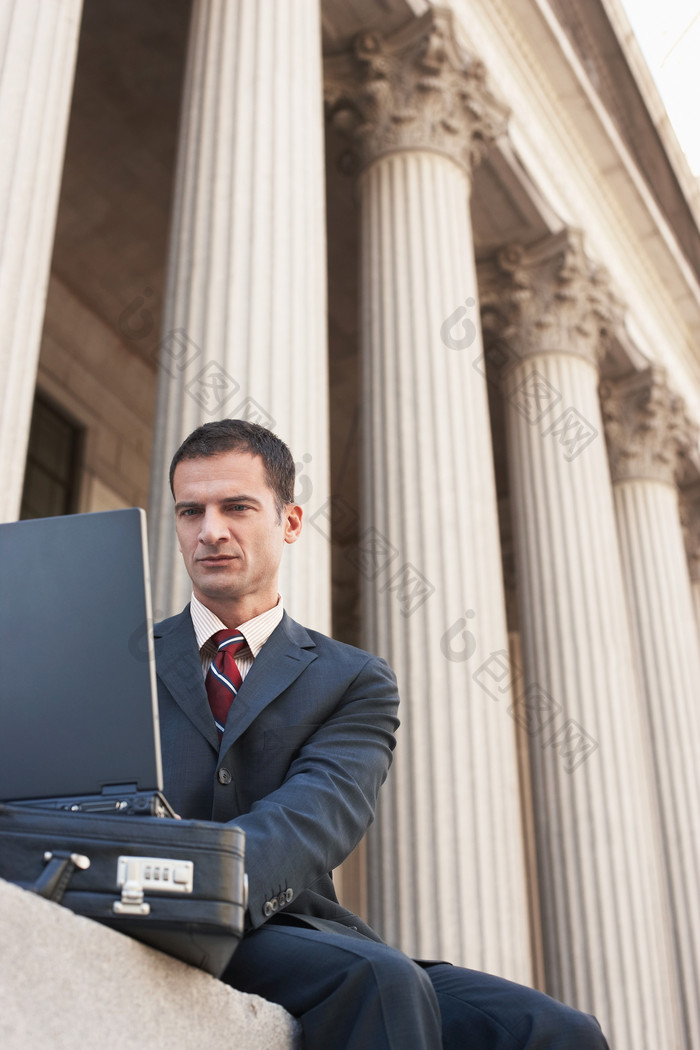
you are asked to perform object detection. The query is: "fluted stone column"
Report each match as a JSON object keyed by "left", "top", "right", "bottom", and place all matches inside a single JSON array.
[
  {"left": 326, "top": 10, "right": 533, "bottom": 982},
  {"left": 602, "top": 367, "right": 700, "bottom": 1047},
  {"left": 0, "top": 0, "right": 83, "bottom": 521},
  {"left": 484, "top": 233, "right": 683, "bottom": 1048},
  {"left": 148, "top": 0, "right": 331, "bottom": 631},
  {"left": 680, "top": 482, "right": 700, "bottom": 642}
]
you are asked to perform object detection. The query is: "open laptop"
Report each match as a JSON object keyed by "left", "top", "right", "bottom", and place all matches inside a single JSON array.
[{"left": 0, "top": 508, "right": 175, "bottom": 817}]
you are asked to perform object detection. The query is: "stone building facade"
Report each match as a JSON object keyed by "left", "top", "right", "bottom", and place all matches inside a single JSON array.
[{"left": 2, "top": 1, "right": 699, "bottom": 1047}]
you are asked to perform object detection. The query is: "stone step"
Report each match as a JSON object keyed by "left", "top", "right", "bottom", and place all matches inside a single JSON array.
[{"left": 0, "top": 878, "right": 299, "bottom": 1050}]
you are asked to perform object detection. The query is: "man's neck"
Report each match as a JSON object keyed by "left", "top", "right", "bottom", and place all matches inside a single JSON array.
[{"left": 194, "top": 590, "right": 279, "bottom": 628}]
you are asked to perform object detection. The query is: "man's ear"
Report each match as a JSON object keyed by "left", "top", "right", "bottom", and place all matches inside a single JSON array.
[{"left": 283, "top": 504, "right": 303, "bottom": 544}]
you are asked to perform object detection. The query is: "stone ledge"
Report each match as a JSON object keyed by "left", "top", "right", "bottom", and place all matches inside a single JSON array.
[{"left": 0, "top": 878, "right": 300, "bottom": 1050}]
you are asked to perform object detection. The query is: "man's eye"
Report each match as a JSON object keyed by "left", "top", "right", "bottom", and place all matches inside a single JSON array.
[
  {"left": 180, "top": 508, "right": 200, "bottom": 517},
  {"left": 229, "top": 504, "right": 249, "bottom": 512}
]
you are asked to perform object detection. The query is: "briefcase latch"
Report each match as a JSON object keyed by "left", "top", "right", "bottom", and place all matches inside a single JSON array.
[{"left": 113, "top": 856, "right": 194, "bottom": 915}]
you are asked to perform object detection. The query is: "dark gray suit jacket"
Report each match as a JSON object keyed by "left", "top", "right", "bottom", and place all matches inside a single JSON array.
[{"left": 154, "top": 607, "right": 399, "bottom": 937}]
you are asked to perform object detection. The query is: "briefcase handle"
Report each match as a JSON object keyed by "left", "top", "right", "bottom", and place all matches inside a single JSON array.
[{"left": 27, "top": 850, "right": 91, "bottom": 903}]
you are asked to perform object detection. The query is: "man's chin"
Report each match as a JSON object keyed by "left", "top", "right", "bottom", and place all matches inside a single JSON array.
[{"left": 193, "top": 574, "right": 245, "bottom": 601}]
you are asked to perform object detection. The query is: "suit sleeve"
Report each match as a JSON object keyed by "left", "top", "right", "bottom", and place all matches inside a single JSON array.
[{"left": 231, "top": 652, "right": 399, "bottom": 930}]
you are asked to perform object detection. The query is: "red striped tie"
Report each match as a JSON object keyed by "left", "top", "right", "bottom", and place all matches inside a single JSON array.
[{"left": 206, "top": 630, "right": 246, "bottom": 737}]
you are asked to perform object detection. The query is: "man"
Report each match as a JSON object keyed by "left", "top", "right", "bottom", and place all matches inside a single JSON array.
[{"left": 155, "top": 419, "right": 609, "bottom": 1050}]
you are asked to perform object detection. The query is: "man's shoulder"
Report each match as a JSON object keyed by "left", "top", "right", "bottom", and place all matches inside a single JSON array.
[{"left": 282, "top": 614, "right": 393, "bottom": 675}]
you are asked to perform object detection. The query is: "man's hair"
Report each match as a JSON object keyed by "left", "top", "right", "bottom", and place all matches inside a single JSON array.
[{"left": 169, "top": 419, "right": 296, "bottom": 514}]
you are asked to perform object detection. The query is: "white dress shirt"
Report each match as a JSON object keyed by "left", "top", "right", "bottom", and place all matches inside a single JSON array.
[{"left": 189, "top": 592, "right": 284, "bottom": 681}]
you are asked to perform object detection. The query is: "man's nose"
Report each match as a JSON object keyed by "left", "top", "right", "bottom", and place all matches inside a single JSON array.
[{"left": 198, "top": 509, "right": 229, "bottom": 544}]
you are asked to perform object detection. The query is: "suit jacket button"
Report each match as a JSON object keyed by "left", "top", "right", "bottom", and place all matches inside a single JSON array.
[
  {"left": 217, "top": 768, "right": 232, "bottom": 785},
  {"left": 285, "top": 888, "right": 294, "bottom": 903},
  {"left": 263, "top": 900, "right": 274, "bottom": 917}
]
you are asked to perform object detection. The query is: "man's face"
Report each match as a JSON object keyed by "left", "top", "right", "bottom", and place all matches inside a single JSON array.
[{"left": 172, "top": 450, "right": 301, "bottom": 619}]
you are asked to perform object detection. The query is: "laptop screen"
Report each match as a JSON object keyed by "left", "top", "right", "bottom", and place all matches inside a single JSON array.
[{"left": 0, "top": 508, "right": 163, "bottom": 802}]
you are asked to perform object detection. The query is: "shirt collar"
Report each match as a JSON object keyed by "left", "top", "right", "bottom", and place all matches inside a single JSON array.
[{"left": 189, "top": 592, "right": 284, "bottom": 658}]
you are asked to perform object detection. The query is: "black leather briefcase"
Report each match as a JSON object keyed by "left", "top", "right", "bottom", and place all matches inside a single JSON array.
[{"left": 0, "top": 802, "right": 246, "bottom": 977}]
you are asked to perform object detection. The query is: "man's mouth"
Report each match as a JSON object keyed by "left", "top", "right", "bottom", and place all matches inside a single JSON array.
[{"left": 197, "top": 554, "right": 237, "bottom": 565}]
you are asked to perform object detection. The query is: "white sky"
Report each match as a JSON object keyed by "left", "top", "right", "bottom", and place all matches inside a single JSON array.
[{"left": 620, "top": 0, "right": 700, "bottom": 175}]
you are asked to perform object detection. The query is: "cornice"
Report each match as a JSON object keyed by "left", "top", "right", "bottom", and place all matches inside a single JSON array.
[{"left": 448, "top": 0, "right": 700, "bottom": 359}]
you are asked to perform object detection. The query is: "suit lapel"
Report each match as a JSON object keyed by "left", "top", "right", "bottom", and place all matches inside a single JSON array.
[
  {"left": 155, "top": 608, "right": 317, "bottom": 752},
  {"left": 221, "top": 613, "right": 317, "bottom": 748},
  {"left": 154, "top": 607, "right": 220, "bottom": 750}
]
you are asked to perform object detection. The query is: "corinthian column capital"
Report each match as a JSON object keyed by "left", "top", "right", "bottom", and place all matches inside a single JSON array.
[
  {"left": 480, "top": 229, "right": 624, "bottom": 370},
  {"left": 324, "top": 7, "right": 508, "bottom": 176},
  {"left": 601, "top": 366, "right": 696, "bottom": 484}
]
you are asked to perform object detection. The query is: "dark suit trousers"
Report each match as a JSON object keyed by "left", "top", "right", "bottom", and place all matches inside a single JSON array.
[{"left": 223, "top": 922, "right": 610, "bottom": 1050}]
